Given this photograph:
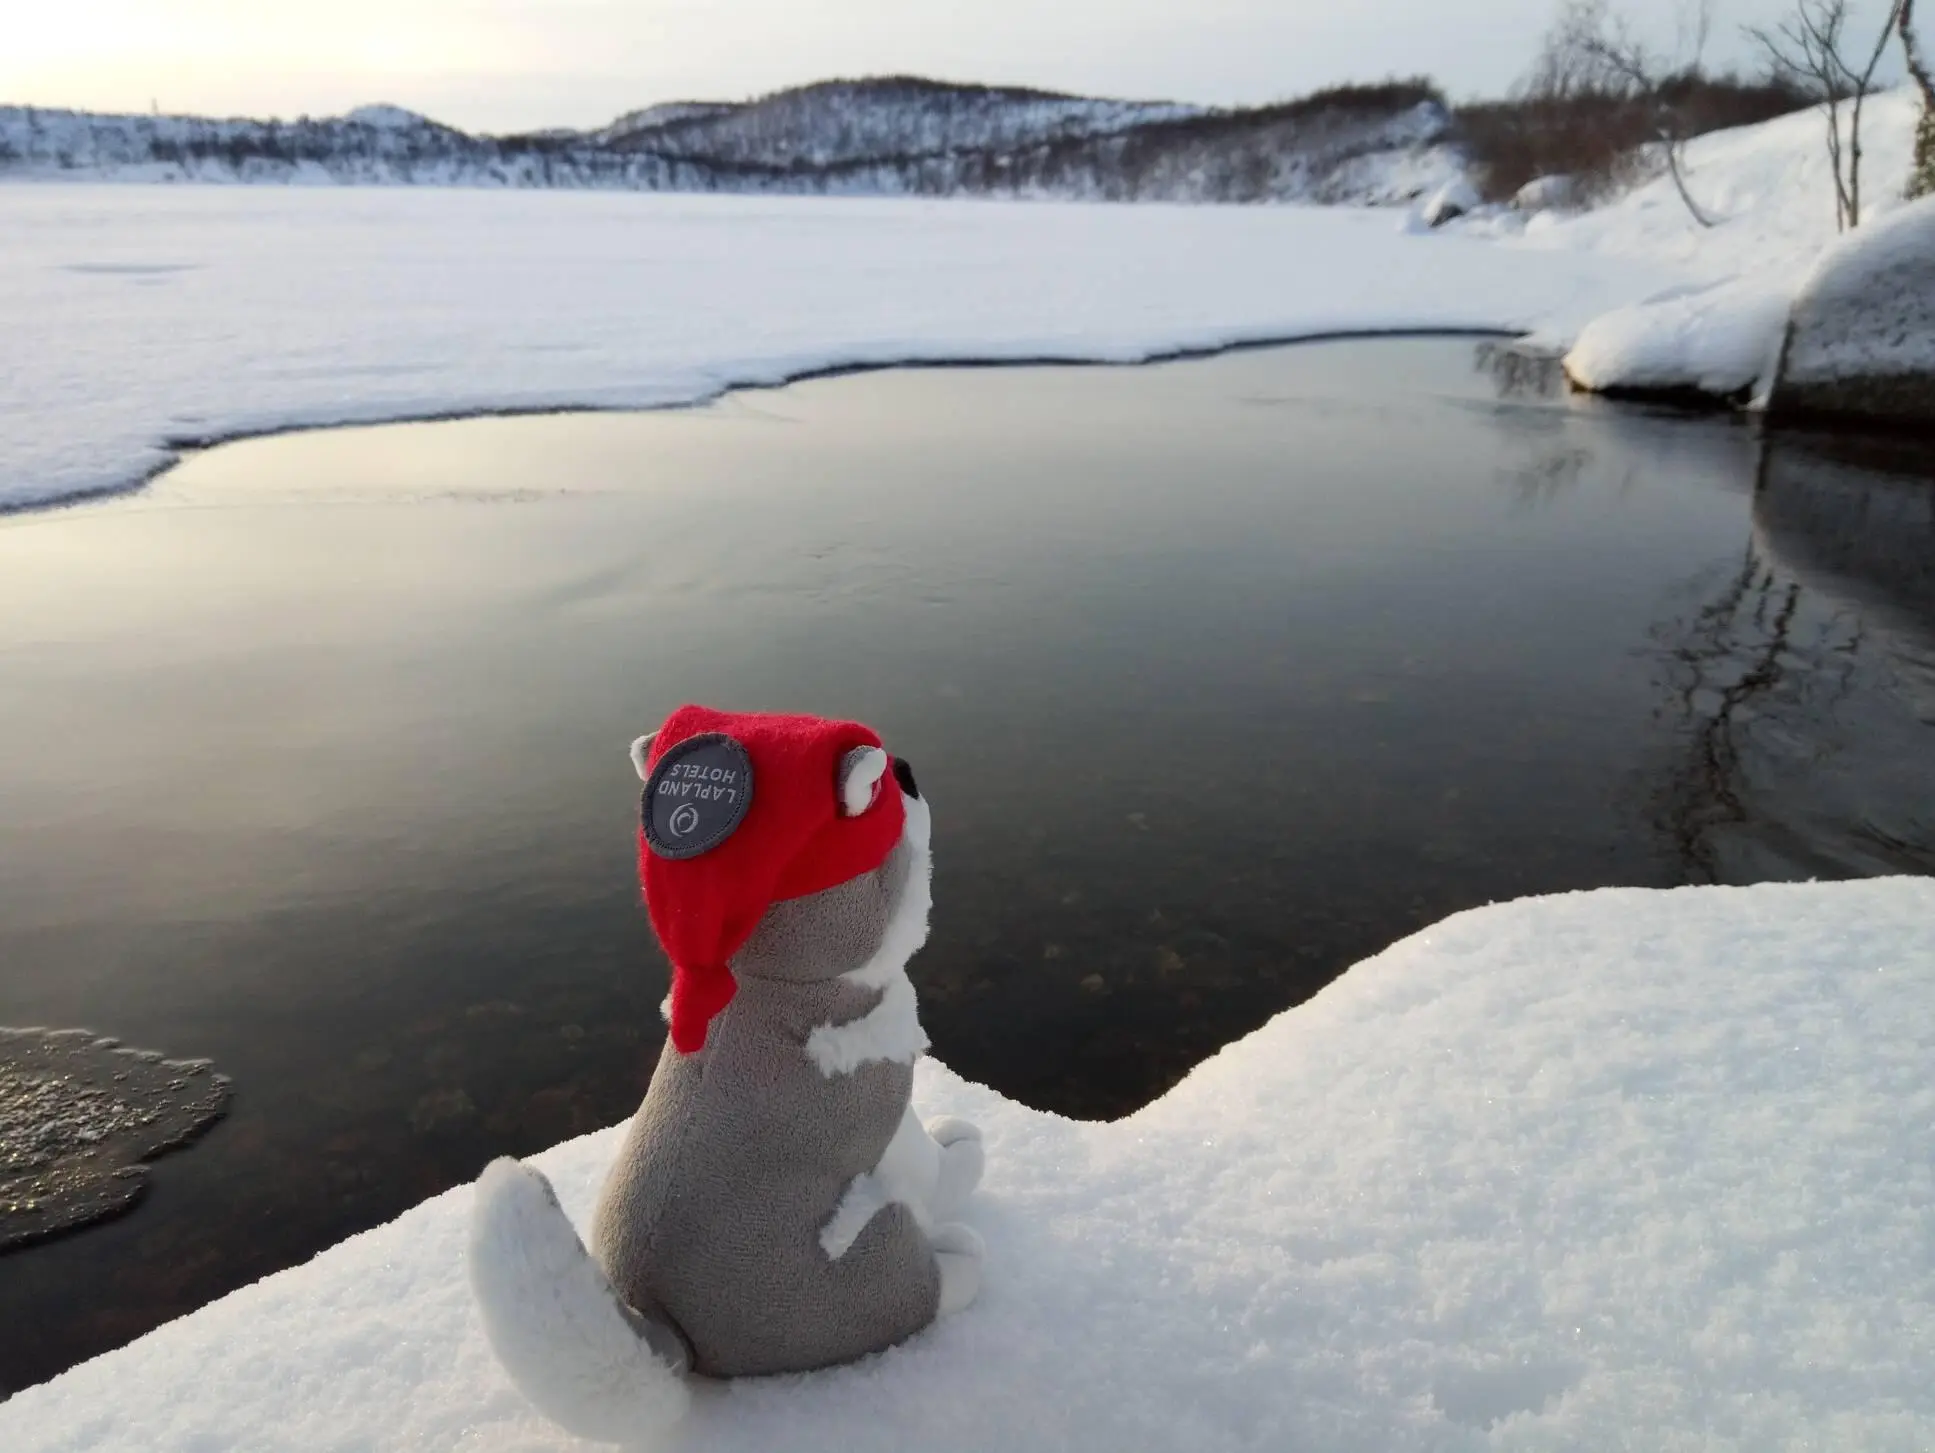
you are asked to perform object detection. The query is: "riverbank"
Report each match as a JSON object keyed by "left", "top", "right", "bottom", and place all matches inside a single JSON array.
[{"left": 0, "top": 186, "right": 1669, "bottom": 514}]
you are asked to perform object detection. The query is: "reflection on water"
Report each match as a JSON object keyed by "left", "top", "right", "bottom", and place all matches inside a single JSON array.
[
  {"left": 0, "top": 339, "right": 1929, "bottom": 1391},
  {"left": 1648, "top": 546, "right": 1862, "bottom": 879},
  {"left": 1647, "top": 435, "right": 1935, "bottom": 882},
  {"left": 1473, "top": 339, "right": 1568, "bottom": 402},
  {"left": 1756, "top": 433, "right": 1935, "bottom": 714}
]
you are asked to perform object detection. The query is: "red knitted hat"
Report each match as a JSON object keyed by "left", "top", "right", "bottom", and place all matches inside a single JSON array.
[{"left": 635, "top": 704, "right": 907, "bottom": 1054}]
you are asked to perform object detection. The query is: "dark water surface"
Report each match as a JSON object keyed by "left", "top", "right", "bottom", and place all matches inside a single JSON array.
[{"left": 1, "top": 339, "right": 1931, "bottom": 1391}]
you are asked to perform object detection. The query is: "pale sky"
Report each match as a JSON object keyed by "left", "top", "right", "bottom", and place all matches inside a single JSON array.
[{"left": 1, "top": 0, "right": 1864, "bottom": 133}]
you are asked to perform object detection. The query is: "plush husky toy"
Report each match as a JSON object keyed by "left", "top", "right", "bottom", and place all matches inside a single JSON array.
[{"left": 468, "top": 705, "right": 986, "bottom": 1444}]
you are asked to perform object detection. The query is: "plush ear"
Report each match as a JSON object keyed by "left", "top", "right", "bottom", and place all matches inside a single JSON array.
[
  {"left": 836, "top": 746, "right": 889, "bottom": 817},
  {"left": 629, "top": 733, "right": 658, "bottom": 783}
]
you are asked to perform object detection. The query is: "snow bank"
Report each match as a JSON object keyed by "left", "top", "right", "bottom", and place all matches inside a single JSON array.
[
  {"left": 1562, "top": 277, "right": 1790, "bottom": 402},
  {"left": 1520, "top": 91, "right": 1921, "bottom": 277},
  {"left": 0, "top": 186, "right": 1671, "bottom": 513},
  {"left": 1534, "top": 91, "right": 1922, "bottom": 402},
  {"left": 4, "top": 880, "right": 1931, "bottom": 1452}
]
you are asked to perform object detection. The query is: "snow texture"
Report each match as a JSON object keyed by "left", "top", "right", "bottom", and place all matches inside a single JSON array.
[
  {"left": 1545, "top": 91, "right": 1921, "bottom": 401},
  {"left": 0, "top": 186, "right": 1672, "bottom": 513},
  {"left": 3, "top": 879, "right": 1931, "bottom": 1451},
  {"left": 1772, "top": 192, "right": 1935, "bottom": 426}
]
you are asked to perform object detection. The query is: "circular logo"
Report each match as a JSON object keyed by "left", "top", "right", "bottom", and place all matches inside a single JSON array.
[{"left": 641, "top": 733, "right": 755, "bottom": 860}]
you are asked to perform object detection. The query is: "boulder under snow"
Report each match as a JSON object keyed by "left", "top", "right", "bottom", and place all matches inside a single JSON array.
[
  {"left": 1421, "top": 176, "right": 1481, "bottom": 227},
  {"left": 1513, "top": 174, "right": 1578, "bottom": 212},
  {"left": 1561, "top": 276, "right": 1790, "bottom": 405},
  {"left": 1770, "top": 193, "right": 1935, "bottom": 429}
]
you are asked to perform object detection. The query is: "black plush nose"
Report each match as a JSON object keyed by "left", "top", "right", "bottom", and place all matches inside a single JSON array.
[{"left": 892, "top": 757, "right": 920, "bottom": 801}]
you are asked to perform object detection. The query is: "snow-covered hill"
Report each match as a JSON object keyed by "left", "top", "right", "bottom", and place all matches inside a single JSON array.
[
  {"left": 589, "top": 76, "right": 1208, "bottom": 165},
  {"left": 0, "top": 78, "right": 1461, "bottom": 205},
  {"left": 590, "top": 100, "right": 741, "bottom": 144}
]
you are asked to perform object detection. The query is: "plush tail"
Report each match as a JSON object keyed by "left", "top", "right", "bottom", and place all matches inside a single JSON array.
[{"left": 468, "top": 1157, "right": 692, "bottom": 1445}]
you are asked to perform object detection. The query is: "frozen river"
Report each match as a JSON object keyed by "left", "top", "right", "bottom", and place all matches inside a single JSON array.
[{"left": 0, "top": 336, "right": 1930, "bottom": 1390}]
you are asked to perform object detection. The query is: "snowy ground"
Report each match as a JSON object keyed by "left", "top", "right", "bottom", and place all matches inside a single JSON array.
[
  {"left": 0, "top": 186, "right": 1675, "bottom": 513},
  {"left": 4, "top": 880, "right": 1931, "bottom": 1451}
]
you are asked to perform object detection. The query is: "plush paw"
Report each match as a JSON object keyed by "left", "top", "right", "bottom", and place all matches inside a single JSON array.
[
  {"left": 925, "top": 1116, "right": 981, "bottom": 1148},
  {"left": 931, "top": 1222, "right": 985, "bottom": 1316},
  {"left": 925, "top": 1117, "right": 984, "bottom": 1221},
  {"left": 934, "top": 1138, "right": 983, "bottom": 1219}
]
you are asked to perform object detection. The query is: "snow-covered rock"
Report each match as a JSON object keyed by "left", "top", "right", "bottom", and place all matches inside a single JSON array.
[
  {"left": 1512, "top": 173, "right": 1577, "bottom": 212},
  {"left": 2, "top": 879, "right": 1931, "bottom": 1451},
  {"left": 1562, "top": 277, "right": 1791, "bottom": 404},
  {"left": 1771, "top": 192, "right": 1935, "bottom": 429},
  {"left": 1421, "top": 175, "right": 1480, "bottom": 227}
]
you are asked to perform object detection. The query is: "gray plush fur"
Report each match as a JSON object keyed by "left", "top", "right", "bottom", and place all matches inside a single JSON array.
[{"left": 588, "top": 823, "right": 944, "bottom": 1378}]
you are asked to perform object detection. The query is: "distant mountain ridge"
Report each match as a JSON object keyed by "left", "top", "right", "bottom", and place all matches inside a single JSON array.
[
  {"left": 583, "top": 77, "right": 1210, "bottom": 163},
  {"left": 0, "top": 76, "right": 1463, "bottom": 205}
]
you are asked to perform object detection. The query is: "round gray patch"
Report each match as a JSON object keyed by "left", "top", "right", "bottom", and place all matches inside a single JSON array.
[{"left": 642, "top": 733, "right": 755, "bottom": 860}]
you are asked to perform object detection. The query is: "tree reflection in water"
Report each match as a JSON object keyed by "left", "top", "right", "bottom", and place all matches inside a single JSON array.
[
  {"left": 1649, "top": 432, "right": 1935, "bottom": 883},
  {"left": 1474, "top": 339, "right": 1568, "bottom": 401}
]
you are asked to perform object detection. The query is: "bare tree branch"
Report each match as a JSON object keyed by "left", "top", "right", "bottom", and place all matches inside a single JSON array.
[
  {"left": 1747, "top": 0, "right": 1902, "bottom": 228},
  {"left": 1682, "top": 0, "right": 1716, "bottom": 60},
  {"left": 1848, "top": 0, "right": 1907, "bottom": 222},
  {"left": 1543, "top": 0, "right": 1720, "bottom": 224}
]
